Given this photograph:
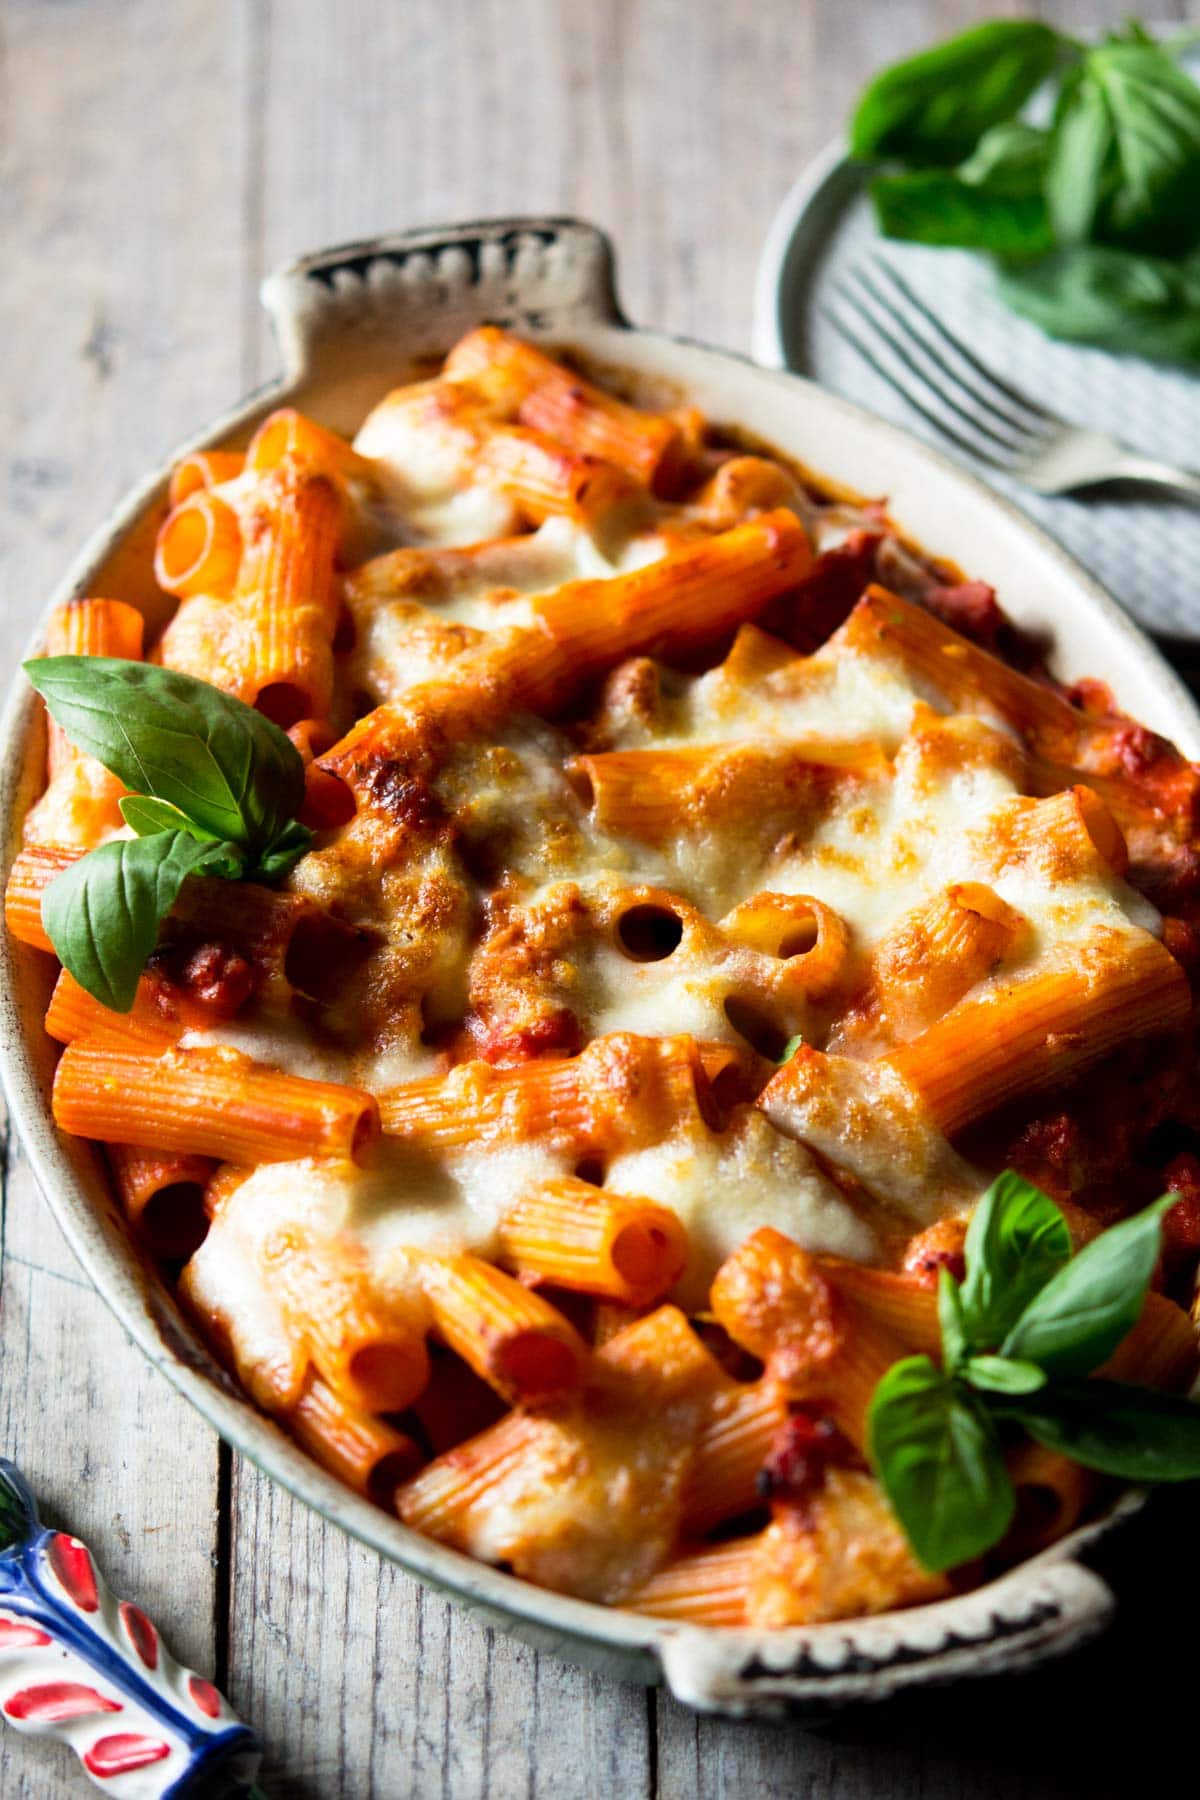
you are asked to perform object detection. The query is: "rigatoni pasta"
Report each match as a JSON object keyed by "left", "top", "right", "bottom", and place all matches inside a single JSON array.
[
  {"left": 52, "top": 1041, "right": 379, "bottom": 1165},
  {"left": 14, "top": 329, "right": 1200, "bottom": 1633}
]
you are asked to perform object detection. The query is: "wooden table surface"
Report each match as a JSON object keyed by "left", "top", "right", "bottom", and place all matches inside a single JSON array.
[{"left": 3, "top": 1, "right": 1199, "bottom": 1793}]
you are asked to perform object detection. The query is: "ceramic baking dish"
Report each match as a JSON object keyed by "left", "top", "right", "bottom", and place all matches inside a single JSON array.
[{"left": 2, "top": 216, "right": 1194, "bottom": 1718}]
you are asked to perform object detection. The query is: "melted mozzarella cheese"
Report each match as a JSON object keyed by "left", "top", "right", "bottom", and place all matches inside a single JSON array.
[
  {"left": 353, "top": 393, "right": 520, "bottom": 545},
  {"left": 180, "top": 1017, "right": 351, "bottom": 1085},
  {"left": 196, "top": 1105, "right": 874, "bottom": 1347},
  {"left": 182, "top": 1214, "right": 303, "bottom": 1408},
  {"left": 581, "top": 939, "right": 738, "bottom": 1050},
  {"left": 217, "top": 1138, "right": 571, "bottom": 1269},
  {"left": 345, "top": 512, "right": 680, "bottom": 709},
  {"left": 182, "top": 403, "right": 1173, "bottom": 1377},
  {"left": 652, "top": 642, "right": 932, "bottom": 752},
  {"left": 607, "top": 1109, "right": 878, "bottom": 1311},
  {"left": 760, "top": 1055, "right": 982, "bottom": 1223}
]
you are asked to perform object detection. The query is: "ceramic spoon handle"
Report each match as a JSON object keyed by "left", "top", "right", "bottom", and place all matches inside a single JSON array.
[{"left": 0, "top": 1460, "right": 261, "bottom": 1797}]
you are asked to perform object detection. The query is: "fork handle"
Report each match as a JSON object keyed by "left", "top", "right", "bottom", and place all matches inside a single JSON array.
[{"left": 1106, "top": 454, "right": 1200, "bottom": 505}]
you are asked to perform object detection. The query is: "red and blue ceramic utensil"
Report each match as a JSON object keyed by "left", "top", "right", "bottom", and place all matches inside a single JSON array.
[{"left": 0, "top": 1459, "right": 262, "bottom": 1795}]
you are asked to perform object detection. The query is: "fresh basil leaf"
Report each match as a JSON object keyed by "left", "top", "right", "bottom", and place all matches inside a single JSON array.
[
  {"left": 998, "top": 1379, "right": 1200, "bottom": 1480},
  {"left": 191, "top": 843, "right": 245, "bottom": 882},
  {"left": 25, "top": 658, "right": 306, "bottom": 850},
  {"left": 1047, "top": 64, "right": 1116, "bottom": 243},
  {"left": 1002, "top": 1195, "right": 1173, "bottom": 1378},
  {"left": 959, "top": 1171, "right": 1071, "bottom": 1351},
  {"left": 42, "top": 831, "right": 243, "bottom": 1012},
  {"left": 938, "top": 1267, "right": 969, "bottom": 1372},
  {"left": 959, "top": 121, "right": 1051, "bottom": 192},
  {"left": 120, "top": 794, "right": 220, "bottom": 841},
  {"left": 998, "top": 245, "right": 1200, "bottom": 364},
  {"left": 868, "top": 1355, "right": 1014, "bottom": 1572},
  {"left": 254, "top": 818, "right": 315, "bottom": 881},
  {"left": 1086, "top": 42, "right": 1200, "bottom": 254},
  {"left": 961, "top": 1355, "right": 1047, "bottom": 1396},
  {"left": 850, "top": 21, "right": 1064, "bottom": 166},
  {"left": 872, "top": 122, "right": 1053, "bottom": 254},
  {"left": 1043, "top": 40, "right": 1200, "bottom": 257},
  {"left": 871, "top": 170, "right": 1053, "bottom": 255}
]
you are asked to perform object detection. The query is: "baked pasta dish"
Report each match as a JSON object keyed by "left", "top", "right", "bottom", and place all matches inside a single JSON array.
[{"left": 12, "top": 328, "right": 1200, "bottom": 1629}]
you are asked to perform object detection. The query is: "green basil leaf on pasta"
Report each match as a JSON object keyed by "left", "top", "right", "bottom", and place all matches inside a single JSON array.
[
  {"left": 998, "top": 1379, "right": 1200, "bottom": 1480},
  {"left": 120, "top": 793, "right": 221, "bottom": 840},
  {"left": 961, "top": 1354, "right": 1047, "bottom": 1396},
  {"left": 850, "top": 21, "right": 1064, "bottom": 166},
  {"left": 959, "top": 1171, "right": 1071, "bottom": 1351},
  {"left": 254, "top": 818, "right": 315, "bottom": 881},
  {"left": 41, "top": 830, "right": 244, "bottom": 1012},
  {"left": 867, "top": 1354, "right": 1014, "bottom": 1572},
  {"left": 25, "top": 657, "right": 307, "bottom": 849},
  {"left": 937, "top": 1267, "right": 969, "bottom": 1373},
  {"left": 1002, "top": 1195, "right": 1173, "bottom": 1378}
]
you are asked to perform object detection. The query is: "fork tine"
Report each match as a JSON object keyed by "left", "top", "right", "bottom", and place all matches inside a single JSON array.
[
  {"left": 849, "top": 262, "right": 1050, "bottom": 445},
  {"left": 830, "top": 278, "right": 1023, "bottom": 458},
  {"left": 818, "top": 302, "right": 1007, "bottom": 470},
  {"left": 869, "top": 256, "right": 1056, "bottom": 429}
]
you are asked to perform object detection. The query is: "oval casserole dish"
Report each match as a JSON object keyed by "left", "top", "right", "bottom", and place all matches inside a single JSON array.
[{"left": 2, "top": 216, "right": 1196, "bottom": 1718}]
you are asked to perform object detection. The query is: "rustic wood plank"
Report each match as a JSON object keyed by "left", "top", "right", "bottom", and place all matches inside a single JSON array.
[
  {"left": 0, "top": 1, "right": 248, "bottom": 1793},
  {"left": 0, "top": 1, "right": 251, "bottom": 621},
  {"left": 245, "top": 0, "right": 830, "bottom": 359},
  {"left": 229, "top": 1454, "right": 652, "bottom": 1797},
  {"left": 0, "top": 1141, "right": 224, "bottom": 1797},
  {"left": 1042, "top": 0, "right": 1185, "bottom": 31}
]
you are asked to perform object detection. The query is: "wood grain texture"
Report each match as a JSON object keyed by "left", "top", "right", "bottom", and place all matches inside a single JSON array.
[
  {"left": 0, "top": 1142, "right": 223, "bottom": 1797},
  {"left": 229, "top": 1455, "right": 651, "bottom": 1797},
  {"left": 2, "top": 0, "right": 1199, "bottom": 1795},
  {"left": 0, "top": 1, "right": 243, "bottom": 1793}
]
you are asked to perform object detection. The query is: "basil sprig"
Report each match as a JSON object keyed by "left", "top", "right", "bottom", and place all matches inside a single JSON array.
[
  {"left": 850, "top": 21, "right": 1063, "bottom": 167},
  {"left": 868, "top": 1172, "right": 1200, "bottom": 1573},
  {"left": 850, "top": 21, "right": 1200, "bottom": 366},
  {"left": 25, "top": 657, "right": 314, "bottom": 1011},
  {"left": 867, "top": 1356, "right": 1014, "bottom": 1571}
]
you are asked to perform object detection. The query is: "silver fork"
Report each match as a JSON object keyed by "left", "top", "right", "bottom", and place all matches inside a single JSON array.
[{"left": 822, "top": 258, "right": 1200, "bottom": 504}]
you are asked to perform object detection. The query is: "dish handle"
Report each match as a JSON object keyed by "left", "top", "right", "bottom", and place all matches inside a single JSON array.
[
  {"left": 656, "top": 1555, "right": 1114, "bottom": 1719},
  {"left": 260, "top": 216, "right": 628, "bottom": 387}
]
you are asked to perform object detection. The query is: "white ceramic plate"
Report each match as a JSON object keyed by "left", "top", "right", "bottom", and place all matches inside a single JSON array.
[
  {"left": 1, "top": 217, "right": 1194, "bottom": 1718},
  {"left": 752, "top": 70, "right": 1200, "bottom": 643}
]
